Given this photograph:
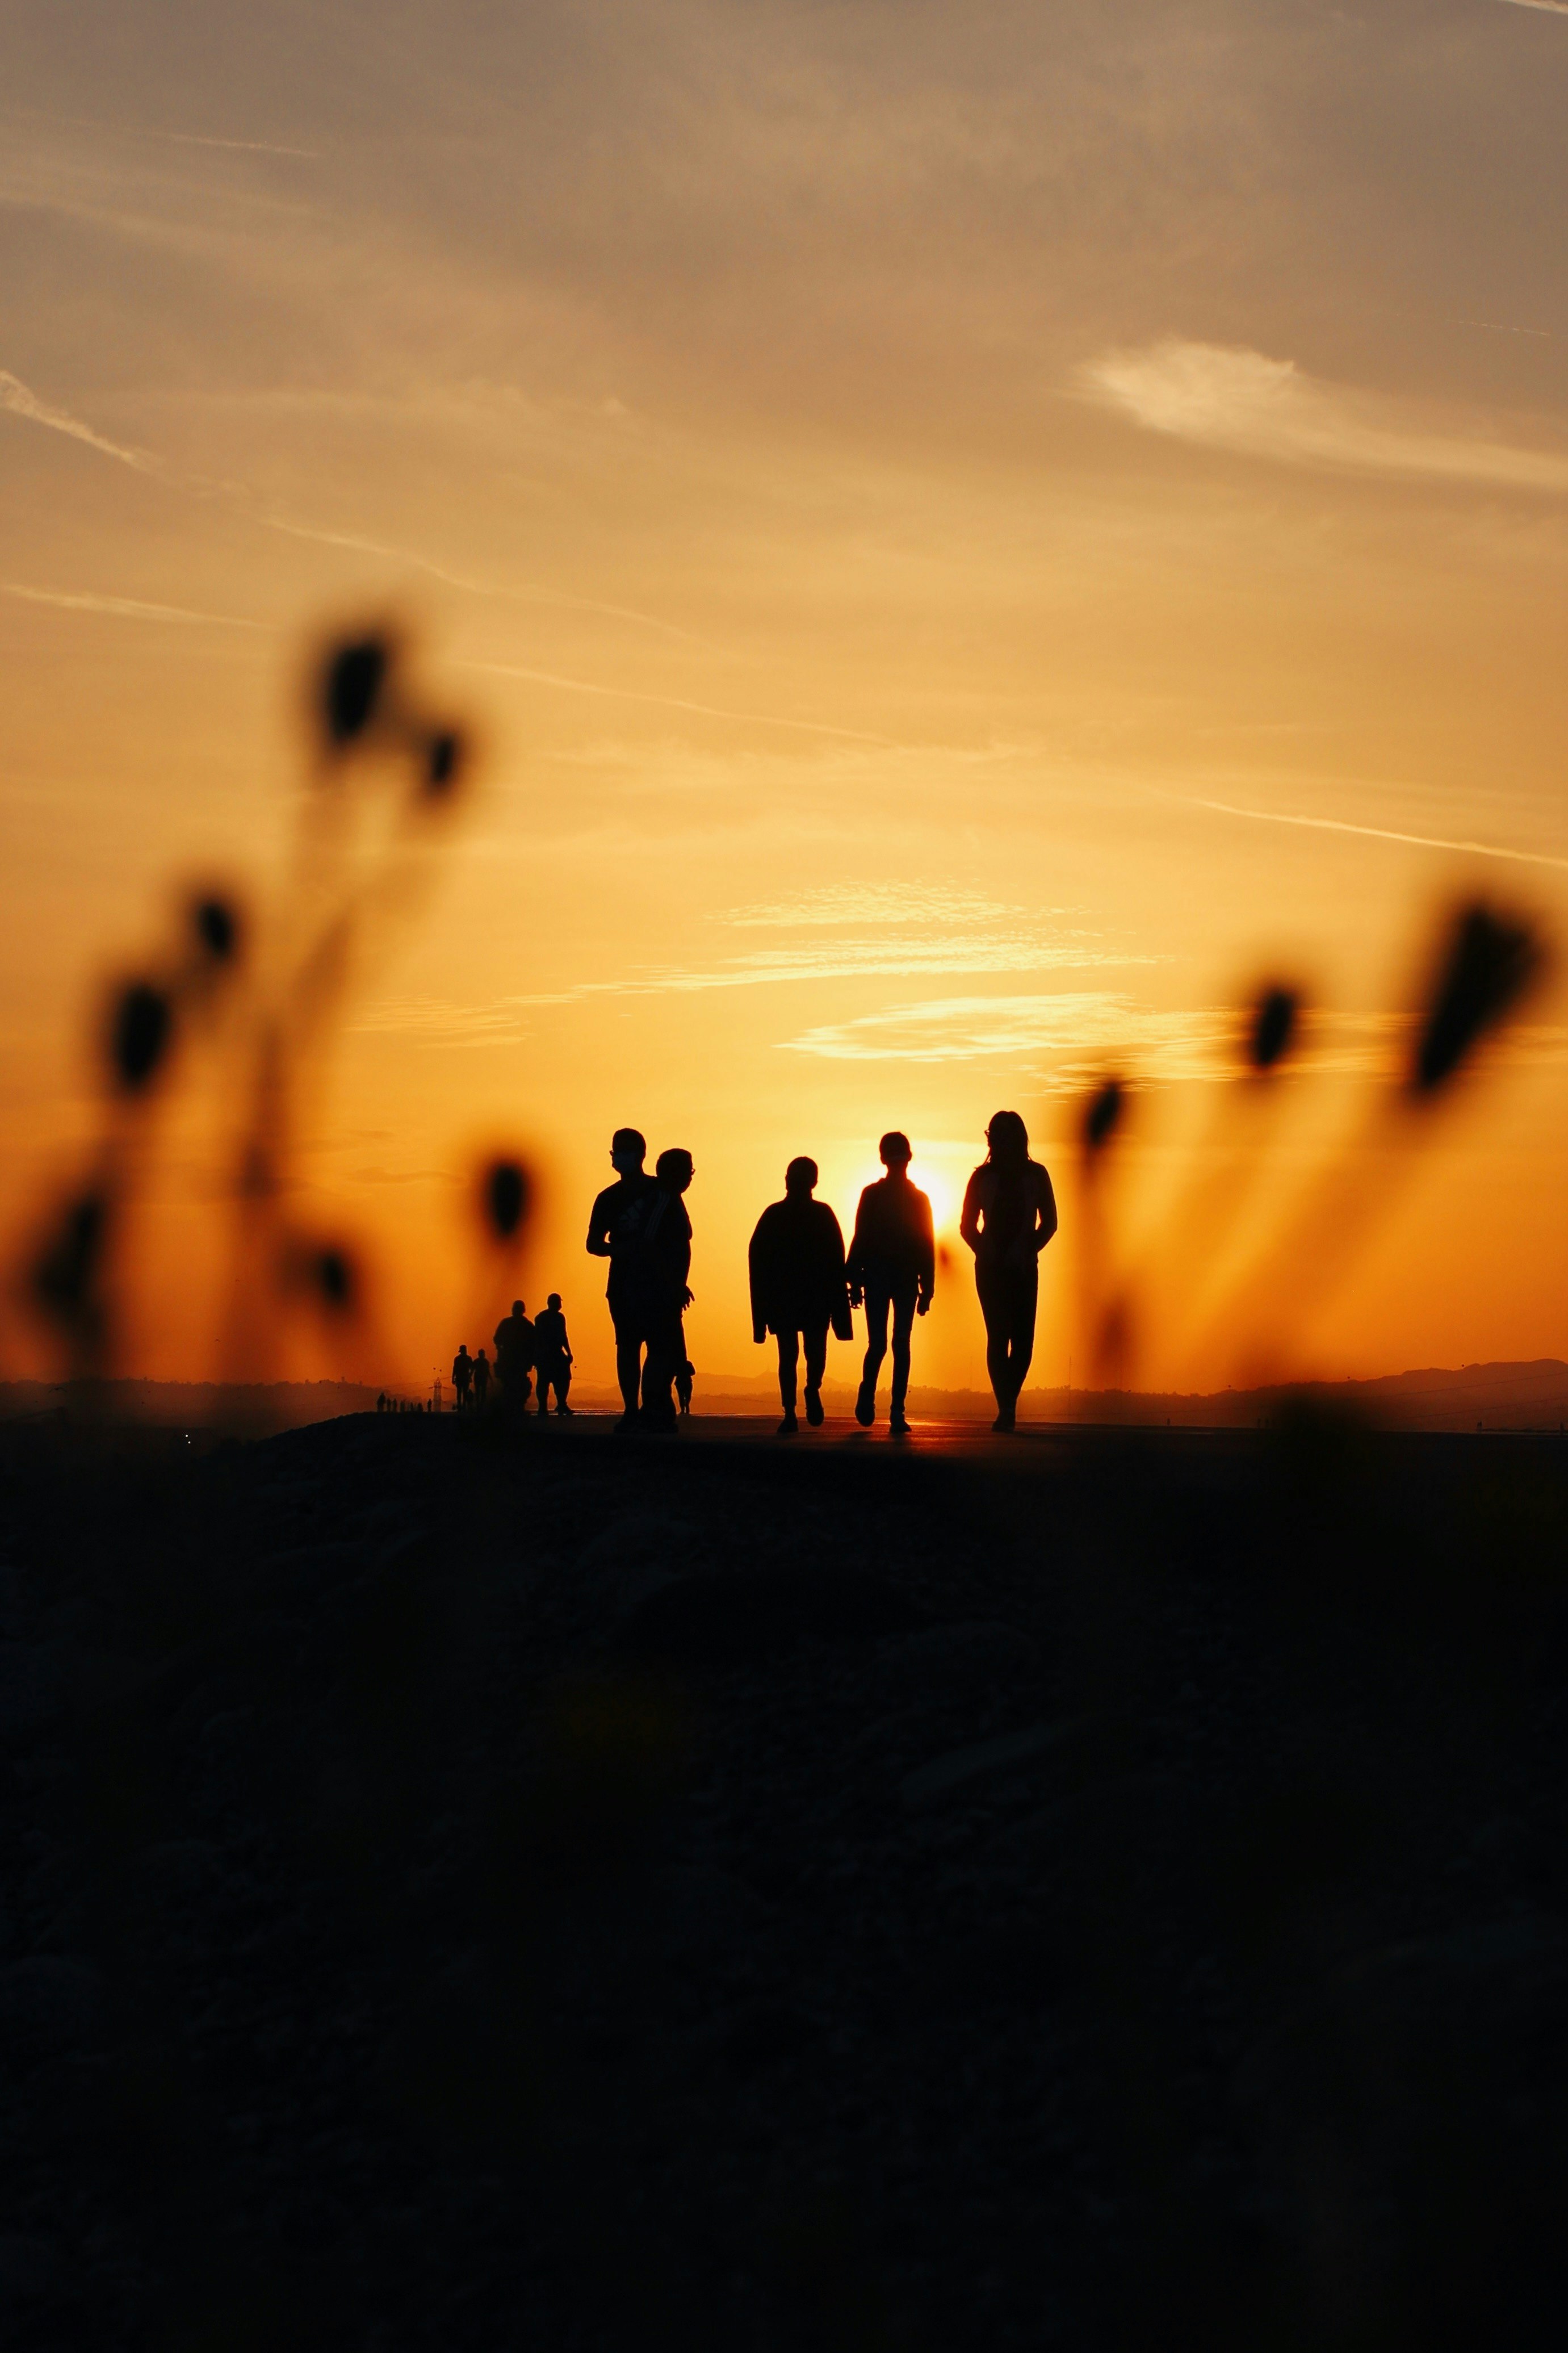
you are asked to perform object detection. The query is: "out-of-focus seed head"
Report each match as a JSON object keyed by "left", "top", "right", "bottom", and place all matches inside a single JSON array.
[
  {"left": 1082, "top": 1078, "right": 1125, "bottom": 1157},
  {"left": 1250, "top": 985, "right": 1299, "bottom": 1074},
  {"left": 31, "top": 1188, "right": 108, "bottom": 1328},
  {"left": 481, "top": 1156, "right": 531, "bottom": 1243},
  {"left": 194, "top": 895, "right": 242, "bottom": 966},
  {"left": 1410, "top": 902, "right": 1546, "bottom": 1099},
  {"left": 321, "top": 636, "right": 389, "bottom": 748},
  {"left": 279, "top": 1236, "right": 360, "bottom": 1316},
  {"left": 315, "top": 1246, "right": 355, "bottom": 1312},
  {"left": 110, "top": 981, "right": 174, "bottom": 1094},
  {"left": 423, "top": 727, "right": 466, "bottom": 800}
]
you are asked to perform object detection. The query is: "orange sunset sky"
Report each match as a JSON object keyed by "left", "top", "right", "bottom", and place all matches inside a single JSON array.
[{"left": 3, "top": 0, "right": 1567, "bottom": 1399}]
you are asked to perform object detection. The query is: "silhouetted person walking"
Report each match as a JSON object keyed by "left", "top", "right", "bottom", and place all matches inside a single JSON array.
[
  {"left": 960, "top": 1109, "right": 1058, "bottom": 1432},
  {"left": 675, "top": 1354, "right": 694, "bottom": 1415},
  {"left": 534, "top": 1292, "right": 573, "bottom": 1416},
  {"left": 586, "top": 1127, "right": 660, "bottom": 1429},
  {"left": 847, "top": 1132, "right": 934, "bottom": 1436},
  {"left": 452, "top": 1343, "right": 474, "bottom": 1412},
  {"left": 641, "top": 1146, "right": 694, "bottom": 1433},
  {"left": 472, "top": 1347, "right": 490, "bottom": 1408},
  {"left": 493, "top": 1299, "right": 536, "bottom": 1410},
  {"left": 749, "top": 1156, "right": 852, "bottom": 1434}
]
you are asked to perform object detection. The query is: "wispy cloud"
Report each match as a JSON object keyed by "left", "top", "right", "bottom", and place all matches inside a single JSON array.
[
  {"left": 1186, "top": 794, "right": 1568, "bottom": 874},
  {"left": 778, "top": 991, "right": 1226, "bottom": 1074},
  {"left": 1494, "top": 0, "right": 1568, "bottom": 15},
  {"left": 2, "top": 581, "right": 267, "bottom": 629},
  {"left": 1081, "top": 341, "right": 1568, "bottom": 492},
  {"left": 723, "top": 884, "right": 1026, "bottom": 928},
  {"left": 463, "top": 659, "right": 899, "bottom": 747},
  {"left": 0, "top": 368, "right": 150, "bottom": 471},
  {"left": 354, "top": 934, "right": 1155, "bottom": 1040}
]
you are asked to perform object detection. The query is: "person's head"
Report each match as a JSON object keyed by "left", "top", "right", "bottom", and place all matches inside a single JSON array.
[
  {"left": 610, "top": 1127, "right": 647, "bottom": 1175},
  {"left": 477, "top": 1347, "right": 488, "bottom": 1363},
  {"left": 458, "top": 1343, "right": 469, "bottom": 1357},
  {"left": 547, "top": 1292, "right": 561, "bottom": 1311},
  {"left": 879, "top": 1131, "right": 912, "bottom": 1171},
  {"left": 785, "top": 1155, "right": 818, "bottom": 1198},
  {"left": 986, "top": 1109, "right": 1029, "bottom": 1168},
  {"left": 512, "top": 1299, "right": 525, "bottom": 1316},
  {"left": 655, "top": 1146, "right": 694, "bottom": 1193}
]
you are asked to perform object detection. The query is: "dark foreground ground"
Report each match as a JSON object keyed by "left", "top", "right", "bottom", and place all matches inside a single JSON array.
[{"left": 2, "top": 1409, "right": 1567, "bottom": 2348}]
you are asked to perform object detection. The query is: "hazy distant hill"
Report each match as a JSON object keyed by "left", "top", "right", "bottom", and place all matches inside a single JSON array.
[{"left": 5, "top": 1361, "right": 1566, "bottom": 1435}]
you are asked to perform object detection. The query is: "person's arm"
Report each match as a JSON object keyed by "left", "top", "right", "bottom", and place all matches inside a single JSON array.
[
  {"left": 844, "top": 1193, "right": 869, "bottom": 1305},
  {"left": 958, "top": 1169, "right": 983, "bottom": 1257},
  {"left": 916, "top": 1194, "right": 936, "bottom": 1312},
  {"left": 748, "top": 1214, "right": 770, "bottom": 1343},
  {"left": 1034, "top": 1164, "right": 1059, "bottom": 1255},
  {"left": 585, "top": 1186, "right": 613, "bottom": 1258}
]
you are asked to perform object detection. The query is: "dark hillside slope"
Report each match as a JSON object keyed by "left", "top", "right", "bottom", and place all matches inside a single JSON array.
[{"left": 2, "top": 1413, "right": 1567, "bottom": 2348}]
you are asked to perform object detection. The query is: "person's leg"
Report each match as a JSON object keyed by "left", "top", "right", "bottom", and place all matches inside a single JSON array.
[
  {"left": 1006, "top": 1271, "right": 1039, "bottom": 1404},
  {"left": 614, "top": 1322, "right": 642, "bottom": 1418},
  {"left": 858, "top": 1285, "right": 890, "bottom": 1423},
  {"left": 976, "top": 1266, "right": 1011, "bottom": 1413},
  {"left": 775, "top": 1329, "right": 799, "bottom": 1413},
  {"left": 803, "top": 1321, "right": 828, "bottom": 1424},
  {"left": 889, "top": 1280, "right": 918, "bottom": 1423}
]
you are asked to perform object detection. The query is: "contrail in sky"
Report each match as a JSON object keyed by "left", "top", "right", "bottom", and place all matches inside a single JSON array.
[
  {"left": 464, "top": 659, "right": 899, "bottom": 747},
  {"left": 1, "top": 363, "right": 701, "bottom": 646},
  {"left": 0, "top": 370, "right": 150, "bottom": 471},
  {"left": 1188, "top": 794, "right": 1568, "bottom": 874},
  {"left": 1, "top": 581, "right": 267, "bottom": 629}
]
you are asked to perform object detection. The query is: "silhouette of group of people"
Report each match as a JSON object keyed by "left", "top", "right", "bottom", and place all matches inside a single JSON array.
[
  {"left": 585, "top": 1113, "right": 1056, "bottom": 1437},
  {"left": 451, "top": 1293, "right": 575, "bottom": 1418},
  {"left": 437, "top": 1110, "right": 1055, "bottom": 1438}
]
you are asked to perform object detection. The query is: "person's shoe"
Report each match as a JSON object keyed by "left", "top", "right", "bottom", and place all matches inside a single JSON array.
[
  {"left": 777, "top": 1410, "right": 799, "bottom": 1435},
  {"left": 613, "top": 1410, "right": 639, "bottom": 1435},
  {"left": 889, "top": 1405, "right": 911, "bottom": 1437},
  {"left": 804, "top": 1387, "right": 824, "bottom": 1427},
  {"left": 992, "top": 1405, "right": 1016, "bottom": 1433},
  {"left": 854, "top": 1383, "right": 876, "bottom": 1428},
  {"left": 556, "top": 1403, "right": 573, "bottom": 1417}
]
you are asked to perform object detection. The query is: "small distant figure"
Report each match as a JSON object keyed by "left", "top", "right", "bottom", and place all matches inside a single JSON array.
[
  {"left": 675, "top": 1355, "right": 694, "bottom": 1416},
  {"left": 586, "top": 1128, "right": 660, "bottom": 1429},
  {"left": 846, "top": 1132, "right": 934, "bottom": 1437},
  {"left": 376, "top": 1392, "right": 387, "bottom": 1414},
  {"left": 534, "top": 1292, "right": 574, "bottom": 1416},
  {"left": 452, "top": 1343, "right": 474, "bottom": 1412},
  {"left": 640, "top": 1147, "right": 694, "bottom": 1434},
  {"left": 960, "top": 1109, "right": 1058, "bottom": 1433},
  {"left": 472, "top": 1347, "right": 490, "bottom": 1408},
  {"left": 749, "top": 1156, "right": 852, "bottom": 1435},
  {"left": 493, "top": 1298, "right": 536, "bottom": 1412}
]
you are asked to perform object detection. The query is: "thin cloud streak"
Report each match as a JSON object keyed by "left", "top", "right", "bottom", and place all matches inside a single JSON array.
[
  {"left": 1494, "top": 0, "right": 1568, "bottom": 15},
  {"left": 259, "top": 513, "right": 707, "bottom": 644},
  {"left": 724, "top": 884, "right": 1026, "bottom": 928},
  {"left": 463, "top": 659, "right": 901, "bottom": 747},
  {"left": 2, "top": 581, "right": 268, "bottom": 629},
  {"left": 778, "top": 992, "right": 1228, "bottom": 1073},
  {"left": 0, "top": 369, "right": 150, "bottom": 472},
  {"left": 1187, "top": 795, "right": 1568, "bottom": 874},
  {"left": 353, "top": 936, "right": 1153, "bottom": 1040},
  {"left": 0, "top": 366, "right": 700, "bottom": 648},
  {"left": 1083, "top": 341, "right": 1568, "bottom": 492}
]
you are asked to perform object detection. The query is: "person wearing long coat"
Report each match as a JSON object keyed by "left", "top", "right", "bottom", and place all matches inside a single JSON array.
[{"left": 749, "top": 1157, "right": 853, "bottom": 1434}]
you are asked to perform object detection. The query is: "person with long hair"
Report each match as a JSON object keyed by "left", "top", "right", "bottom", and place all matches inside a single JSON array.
[{"left": 959, "top": 1109, "right": 1058, "bottom": 1432}]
